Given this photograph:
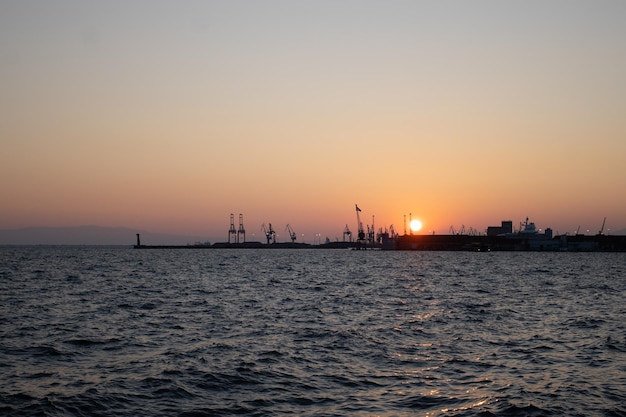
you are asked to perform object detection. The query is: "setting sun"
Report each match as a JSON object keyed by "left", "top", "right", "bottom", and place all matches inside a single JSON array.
[{"left": 410, "top": 219, "right": 422, "bottom": 233}]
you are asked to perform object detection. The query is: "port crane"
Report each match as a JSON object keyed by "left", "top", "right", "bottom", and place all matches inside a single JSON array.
[
  {"left": 285, "top": 224, "right": 297, "bottom": 243},
  {"left": 237, "top": 213, "right": 246, "bottom": 243},
  {"left": 598, "top": 217, "right": 607, "bottom": 236},
  {"left": 355, "top": 204, "right": 366, "bottom": 244},
  {"left": 449, "top": 225, "right": 466, "bottom": 235},
  {"left": 343, "top": 224, "right": 353, "bottom": 242},
  {"left": 228, "top": 213, "right": 237, "bottom": 243},
  {"left": 261, "top": 223, "right": 276, "bottom": 244}
]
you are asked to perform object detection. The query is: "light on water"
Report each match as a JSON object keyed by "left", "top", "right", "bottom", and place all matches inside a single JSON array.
[{"left": 1, "top": 247, "right": 625, "bottom": 416}]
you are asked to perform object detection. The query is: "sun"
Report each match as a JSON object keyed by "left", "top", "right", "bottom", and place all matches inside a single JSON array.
[{"left": 410, "top": 219, "right": 422, "bottom": 233}]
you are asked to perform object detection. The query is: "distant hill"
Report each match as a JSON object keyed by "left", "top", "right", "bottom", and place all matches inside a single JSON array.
[{"left": 0, "top": 226, "right": 212, "bottom": 246}]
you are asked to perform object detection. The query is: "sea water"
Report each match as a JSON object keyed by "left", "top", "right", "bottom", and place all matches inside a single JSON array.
[{"left": 1, "top": 247, "right": 625, "bottom": 416}]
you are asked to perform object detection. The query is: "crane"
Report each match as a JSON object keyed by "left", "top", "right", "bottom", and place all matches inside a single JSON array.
[
  {"left": 237, "top": 213, "right": 246, "bottom": 243},
  {"left": 343, "top": 224, "right": 352, "bottom": 242},
  {"left": 286, "top": 224, "right": 297, "bottom": 243},
  {"left": 228, "top": 213, "right": 237, "bottom": 244},
  {"left": 598, "top": 217, "right": 607, "bottom": 236},
  {"left": 355, "top": 204, "right": 366, "bottom": 244},
  {"left": 261, "top": 223, "right": 276, "bottom": 244}
]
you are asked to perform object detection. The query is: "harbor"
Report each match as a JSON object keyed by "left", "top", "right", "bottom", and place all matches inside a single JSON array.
[{"left": 134, "top": 208, "right": 626, "bottom": 252}]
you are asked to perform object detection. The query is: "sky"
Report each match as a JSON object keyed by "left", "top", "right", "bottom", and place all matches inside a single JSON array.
[{"left": 2, "top": 0, "right": 626, "bottom": 242}]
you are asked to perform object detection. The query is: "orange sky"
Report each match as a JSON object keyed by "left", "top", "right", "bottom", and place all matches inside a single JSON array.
[{"left": 2, "top": 1, "right": 626, "bottom": 242}]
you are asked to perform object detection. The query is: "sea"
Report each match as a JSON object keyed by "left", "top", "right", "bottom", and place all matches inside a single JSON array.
[{"left": 1, "top": 246, "right": 625, "bottom": 417}]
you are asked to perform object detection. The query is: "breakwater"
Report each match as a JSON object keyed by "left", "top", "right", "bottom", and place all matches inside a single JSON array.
[{"left": 134, "top": 233, "right": 626, "bottom": 252}]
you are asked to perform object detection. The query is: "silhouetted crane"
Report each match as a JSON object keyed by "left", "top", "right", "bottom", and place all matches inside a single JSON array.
[
  {"left": 286, "top": 224, "right": 297, "bottom": 243},
  {"left": 355, "top": 204, "right": 366, "bottom": 244},
  {"left": 343, "top": 224, "right": 353, "bottom": 242},
  {"left": 228, "top": 213, "right": 237, "bottom": 243},
  {"left": 237, "top": 213, "right": 246, "bottom": 243},
  {"left": 261, "top": 223, "right": 276, "bottom": 244},
  {"left": 598, "top": 217, "right": 607, "bottom": 236}
]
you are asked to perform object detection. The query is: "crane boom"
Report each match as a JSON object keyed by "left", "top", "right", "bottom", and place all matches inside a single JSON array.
[
  {"left": 355, "top": 204, "right": 366, "bottom": 243},
  {"left": 286, "top": 224, "right": 297, "bottom": 243},
  {"left": 262, "top": 223, "right": 276, "bottom": 244}
]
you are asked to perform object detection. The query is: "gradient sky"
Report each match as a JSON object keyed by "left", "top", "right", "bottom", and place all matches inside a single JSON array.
[{"left": 2, "top": 1, "right": 626, "bottom": 242}]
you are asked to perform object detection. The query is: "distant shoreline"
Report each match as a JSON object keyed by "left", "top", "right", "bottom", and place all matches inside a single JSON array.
[{"left": 133, "top": 234, "right": 626, "bottom": 252}]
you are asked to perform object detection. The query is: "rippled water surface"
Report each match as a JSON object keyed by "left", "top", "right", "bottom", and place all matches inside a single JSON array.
[{"left": 1, "top": 247, "right": 625, "bottom": 416}]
